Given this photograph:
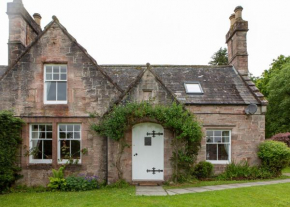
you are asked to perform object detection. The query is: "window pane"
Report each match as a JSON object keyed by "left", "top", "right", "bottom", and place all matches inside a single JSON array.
[
  {"left": 39, "top": 125, "right": 46, "bottom": 131},
  {"left": 214, "top": 131, "right": 222, "bottom": 136},
  {"left": 32, "top": 132, "right": 39, "bottom": 139},
  {"left": 222, "top": 131, "right": 229, "bottom": 136},
  {"left": 218, "top": 144, "right": 229, "bottom": 161},
  {"left": 32, "top": 140, "right": 42, "bottom": 159},
  {"left": 67, "top": 125, "right": 73, "bottom": 131},
  {"left": 214, "top": 137, "right": 222, "bottom": 143},
  {"left": 43, "top": 140, "right": 52, "bottom": 159},
  {"left": 67, "top": 132, "right": 73, "bottom": 139},
  {"left": 46, "top": 125, "right": 52, "bottom": 131},
  {"left": 60, "top": 140, "right": 70, "bottom": 159},
  {"left": 186, "top": 83, "right": 202, "bottom": 93},
  {"left": 39, "top": 132, "right": 45, "bottom": 139},
  {"left": 60, "top": 132, "right": 66, "bottom": 139},
  {"left": 206, "top": 131, "right": 213, "bottom": 137},
  {"left": 32, "top": 125, "right": 38, "bottom": 131},
  {"left": 60, "top": 74, "right": 67, "bottom": 80},
  {"left": 74, "top": 132, "right": 80, "bottom": 139},
  {"left": 71, "top": 140, "right": 80, "bottom": 159},
  {"left": 74, "top": 125, "right": 80, "bottom": 131},
  {"left": 53, "top": 66, "right": 59, "bottom": 73},
  {"left": 206, "top": 144, "right": 217, "bottom": 160},
  {"left": 144, "top": 137, "right": 151, "bottom": 146},
  {"left": 46, "top": 132, "right": 52, "bottom": 139},
  {"left": 46, "top": 81, "right": 56, "bottom": 101},
  {"left": 222, "top": 137, "right": 229, "bottom": 143},
  {"left": 60, "top": 66, "right": 67, "bottom": 73},
  {"left": 57, "top": 82, "right": 67, "bottom": 101},
  {"left": 46, "top": 66, "right": 52, "bottom": 73},
  {"left": 53, "top": 74, "right": 59, "bottom": 80},
  {"left": 206, "top": 136, "right": 213, "bottom": 143},
  {"left": 59, "top": 125, "right": 66, "bottom": 132},
  {"left": 46, "top": 74, "right": 52, "bottom": 80}
]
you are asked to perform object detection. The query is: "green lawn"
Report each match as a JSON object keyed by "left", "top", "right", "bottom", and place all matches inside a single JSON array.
[
  {"left": 1, "top": 183, "right": 290, "bottom": 207},
  {"left": 283, "top": 167, "right": 290, "bottom": 173}
]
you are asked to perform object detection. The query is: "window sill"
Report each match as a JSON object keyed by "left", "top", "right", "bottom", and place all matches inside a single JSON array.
[
  {"left": 44, "top": 101, "right": 68, "bottom": 105},
  {"left": 29, "top": 160, "right": 52, "bottom": 164},
  {"left": 206, "top": 160, "right": 230, "bottom": 165}
]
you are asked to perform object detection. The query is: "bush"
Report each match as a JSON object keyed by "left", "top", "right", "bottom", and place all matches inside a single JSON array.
[
  {"left": 47, "top": 167, "right": 66, "bottom": 191},
  {"left": 217, "top": 161, "right": 274, "bottom": 180},
  {"left": 193, "top": 161, "right": 213, "bottom": 179},
  {"left": 0, "top": 111, "right": 24, "bottom": 193},
  {"left": 64, "top": 175, "right": 99, "bottom": 191},
  {"left": 258, "top": 141, "right": 290, "bottom": 176}
]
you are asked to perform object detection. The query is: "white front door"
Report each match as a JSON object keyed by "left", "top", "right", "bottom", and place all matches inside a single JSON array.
[{"left": 132, "top": 123, "right": 164, "bottom": 181}]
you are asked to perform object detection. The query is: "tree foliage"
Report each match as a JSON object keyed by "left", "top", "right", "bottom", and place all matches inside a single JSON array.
[
  {"left": 0, "top": 111, "right": 24, "bottom": 193},
  {"left": 92, "top": 102, "right": 203, "bottom": 182},
  {"left": 266, "top": 62, "right": 290, "bottom": 137},
  {"left": 208, "top": 47, "right": 228, "bottom": 65},
  {"left": 254, "top": 55, "right": 290, "bottom": 98}
]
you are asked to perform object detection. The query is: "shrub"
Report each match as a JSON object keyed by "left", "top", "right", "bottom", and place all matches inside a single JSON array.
[
  {"left": 193, "top": 161, "right": 213, "bottom": 179},
  {"left": 64, "top": 175, "right": 99, "bottom": 191},
  {"left": 0, "top": 111, "right": 24, "bottom": 193},
  {"left": 217, "top": 161, "right": 274, "bottom": 180},
  {"left": 258, "top": 141, "right": 290, "bottom": 176},
  {"left": 47, "top": 167, "right": 66, "bottom": 191}
]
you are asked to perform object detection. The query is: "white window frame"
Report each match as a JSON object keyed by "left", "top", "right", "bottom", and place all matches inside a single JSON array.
[
  {"left": 57, "top": 123, "right": 82, "bottom": 164},
  {"left": 184, "top": 81, "right": 203, "bottom": 94},
  {"left": 205, "top": 130, "right": 231, "bottom": 164},
  {"left": 44, "top": 64, "right": 68, "bottom": 104},
  {"left": 29, "top": 124, "right": 53, "bottom": 164}
]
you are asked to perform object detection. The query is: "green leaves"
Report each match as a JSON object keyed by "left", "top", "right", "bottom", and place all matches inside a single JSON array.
[
  {"left": 258, "top": 141, "right": 290, "bottom": 176},
  {"left": 208, "top": 47, "right": 228, "bottom": 66},
  {"left": 266, "top": 62, "right": 290, "bottom": 137},
  {"left": 0, "top": 110, "right": 24, "bottom": 193}
]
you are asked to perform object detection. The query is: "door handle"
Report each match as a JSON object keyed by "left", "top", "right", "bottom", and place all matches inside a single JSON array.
[{"left": 134, "top": 153, "right": 138, "bottom": 156}]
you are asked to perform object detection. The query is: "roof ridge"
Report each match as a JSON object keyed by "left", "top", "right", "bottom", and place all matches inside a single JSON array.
[{"left": 100, "top": 64, "right": 233, "bottom": 68}]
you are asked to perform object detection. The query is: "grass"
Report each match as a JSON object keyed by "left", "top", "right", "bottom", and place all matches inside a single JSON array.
[
  {"left": 1, "top": 183, "right": 290, "bottom": 207},
  {"left": 282, "top": 167, "right": 290, "bottom": 173},
  {"left": 164, "top": 175, "right": 290, "bottom": 189}
]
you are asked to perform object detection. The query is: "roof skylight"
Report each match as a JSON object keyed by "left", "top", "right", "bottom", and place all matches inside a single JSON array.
[{"left": 184, "top": 82, "right": 203, "bottom": 94}]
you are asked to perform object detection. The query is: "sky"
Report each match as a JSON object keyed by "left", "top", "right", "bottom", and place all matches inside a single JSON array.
[{"left": 0, "top": 0, "right": 290, "bottom": 77}]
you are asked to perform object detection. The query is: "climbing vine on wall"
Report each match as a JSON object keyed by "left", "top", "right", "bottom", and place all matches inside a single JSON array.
[
  {"left": 0, "top": 110, "right": 24, "bottom": 193},
  {"left": 91, "top": 102, "right": 203, "bottom": 182}
]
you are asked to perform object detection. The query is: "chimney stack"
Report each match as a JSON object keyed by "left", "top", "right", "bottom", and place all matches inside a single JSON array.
[
  {"left": 226, "top": 6, "right": 249, "bottom": 76},
  {"left": 7, "top": 0, "right": 42, "bottom": 65},
  {"left": 33, "top": 13, "right": 42, "bottom": 27}
]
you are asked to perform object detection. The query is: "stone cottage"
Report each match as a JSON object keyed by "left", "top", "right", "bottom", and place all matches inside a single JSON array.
[{"left": 0, "top": 0, "right": 267, "bottom": 186}]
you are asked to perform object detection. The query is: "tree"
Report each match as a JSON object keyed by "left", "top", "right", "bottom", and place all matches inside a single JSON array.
[
  {"left": 254, "top": 55, "right": 290, "bottom": 98},
  {"left": 208, "top": 47, "right": 228, "bottom": 65},
  {"left": 266, "top": 62, "right": 290, "bottom": 137}
]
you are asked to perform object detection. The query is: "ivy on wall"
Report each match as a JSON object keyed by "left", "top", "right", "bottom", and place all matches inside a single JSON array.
[
  {"left": 92, "top": 102, "right": 203, "bottom": 182},
  {"left": 0, "top": 111, "right": 24, "bottom": 193}
]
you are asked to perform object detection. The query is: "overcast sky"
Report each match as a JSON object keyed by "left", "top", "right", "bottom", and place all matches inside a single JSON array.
[{"left": 0, "top": 0, "right": 290, "bottom": 76}]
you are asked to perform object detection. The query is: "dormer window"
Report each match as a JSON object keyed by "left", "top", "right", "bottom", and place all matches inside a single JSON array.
[
  {"left": 44, "top": 65, "right": 67, "bottom": 104},
  {"left": 184, "top": 82, "right": 203, "bottom": 94}
]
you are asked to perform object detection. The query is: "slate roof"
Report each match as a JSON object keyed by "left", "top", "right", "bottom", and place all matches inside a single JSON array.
[{"left": 101, "top": 65, "right": 262, "bottom": 105}]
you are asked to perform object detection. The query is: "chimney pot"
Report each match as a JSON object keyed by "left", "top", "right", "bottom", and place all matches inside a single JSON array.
[
  {"left": 229, "top": 13, "right": 235, "bottom": 27},
  {"left": 234, "top": 6, "right": 243, "bottom": 20},
  {"left": 33, "top": 13, "right": 42, "bottom": 26}
]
